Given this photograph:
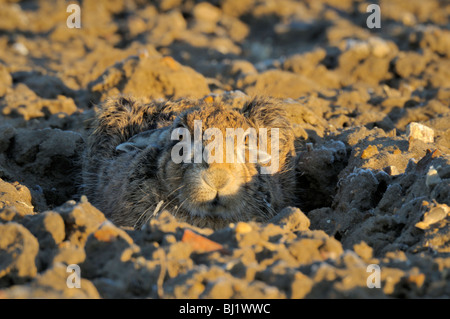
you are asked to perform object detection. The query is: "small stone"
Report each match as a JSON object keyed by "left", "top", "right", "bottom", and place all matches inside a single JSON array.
[
  {"left": 406, "top": 122, "right": 434, "bottom": 144},
  {"left": 138, "top": 48, "right": 149, "bottom": 59},
  {"left": 12, "top": 42, "right": 29, "bottom": 56},
  {"left": 361, "top": 145, "right": 379, "bottom": 159},
  {"left": 369, "top": 38, "right": 391, "bottom": 58},
  {"left": 383, "top": 165, "right": 400, "bottom": 176},
  {"left": 346, "top": 40, "right": 370, "bottom": 55},
  {"left": 0, "top": 223, "right": 39, "bottom": 283},
  {"left": 203, "top": 95, "right": 214, "bottom": 103},
  {"left": 425, "top": 166, "right": 442, "bottom": 189},
  {"left": 353, "top": 241, "right": 373, "bottom": 261},
  {"left": 415, "top": 204, "right": 449, "bottom": 230},
  {"left": 193, "top": 2, "right": 222, "bottom": 24},
  {"left": 401, "top": 12, "right": 416, "bottom": 26},
  {"left": 270, "top": 207, "right": 310, "bottom": 231},
  {"left": 235, "top": 222, "right": 252, "bottom": 234}
]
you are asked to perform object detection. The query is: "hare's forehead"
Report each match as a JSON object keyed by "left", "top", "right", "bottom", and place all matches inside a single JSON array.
[{"left": 181, "top": 111, "right": 250, "bottom": 131}]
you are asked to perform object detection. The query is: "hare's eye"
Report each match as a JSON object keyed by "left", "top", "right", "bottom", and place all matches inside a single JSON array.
[
  {"left": 243, "top": 132, "right": 254, "bottom": 149},
  {"left": 172, "top": 123, "right": 189, "bottom": 141}
]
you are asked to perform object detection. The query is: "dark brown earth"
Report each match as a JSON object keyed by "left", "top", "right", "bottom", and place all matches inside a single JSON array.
[{"left": 0, "top": 0, "right": 449, "bottom": 298}]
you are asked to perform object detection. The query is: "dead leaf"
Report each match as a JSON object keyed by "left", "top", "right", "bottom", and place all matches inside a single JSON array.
[{"left": 181, "top": 229, "right": 223, "bottom": 253}]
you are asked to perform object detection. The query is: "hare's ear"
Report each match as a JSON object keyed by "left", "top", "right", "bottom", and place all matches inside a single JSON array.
[
  {"left": 241, "top": 97, "right": 296, "bottom": 157},
  {"left": 116, "top": 127, "right": 169, "bottom": 153},
  {"left": 241, "top": 97, "right": 289, "bottom": 129}
]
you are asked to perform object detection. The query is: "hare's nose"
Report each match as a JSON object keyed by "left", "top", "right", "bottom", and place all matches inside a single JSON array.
[{"left": 201, "top": 167, "right": 232, "bottom": 191}]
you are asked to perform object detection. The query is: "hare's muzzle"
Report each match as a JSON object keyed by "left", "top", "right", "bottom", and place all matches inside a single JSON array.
[{"left": 201, "top": 167, "right": 233, "bottom": 191}]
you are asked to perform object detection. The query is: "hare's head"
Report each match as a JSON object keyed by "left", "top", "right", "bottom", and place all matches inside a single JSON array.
[{"left": 116, "top": 98, "right": 295, "bottom": 227}]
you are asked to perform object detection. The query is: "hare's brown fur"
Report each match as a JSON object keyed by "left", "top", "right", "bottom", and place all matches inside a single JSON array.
[{"left": 82, "top": 95, "right": 297, "bottom": 229}]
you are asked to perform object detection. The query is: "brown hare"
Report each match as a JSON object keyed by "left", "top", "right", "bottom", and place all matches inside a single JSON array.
[{"left": 82, "top": 95, "right": 297, "bottom": 229}]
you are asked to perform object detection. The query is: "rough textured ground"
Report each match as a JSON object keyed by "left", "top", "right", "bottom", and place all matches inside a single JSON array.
[{"left": 0, "top": 0, "right": 449, "bottom": 298}]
